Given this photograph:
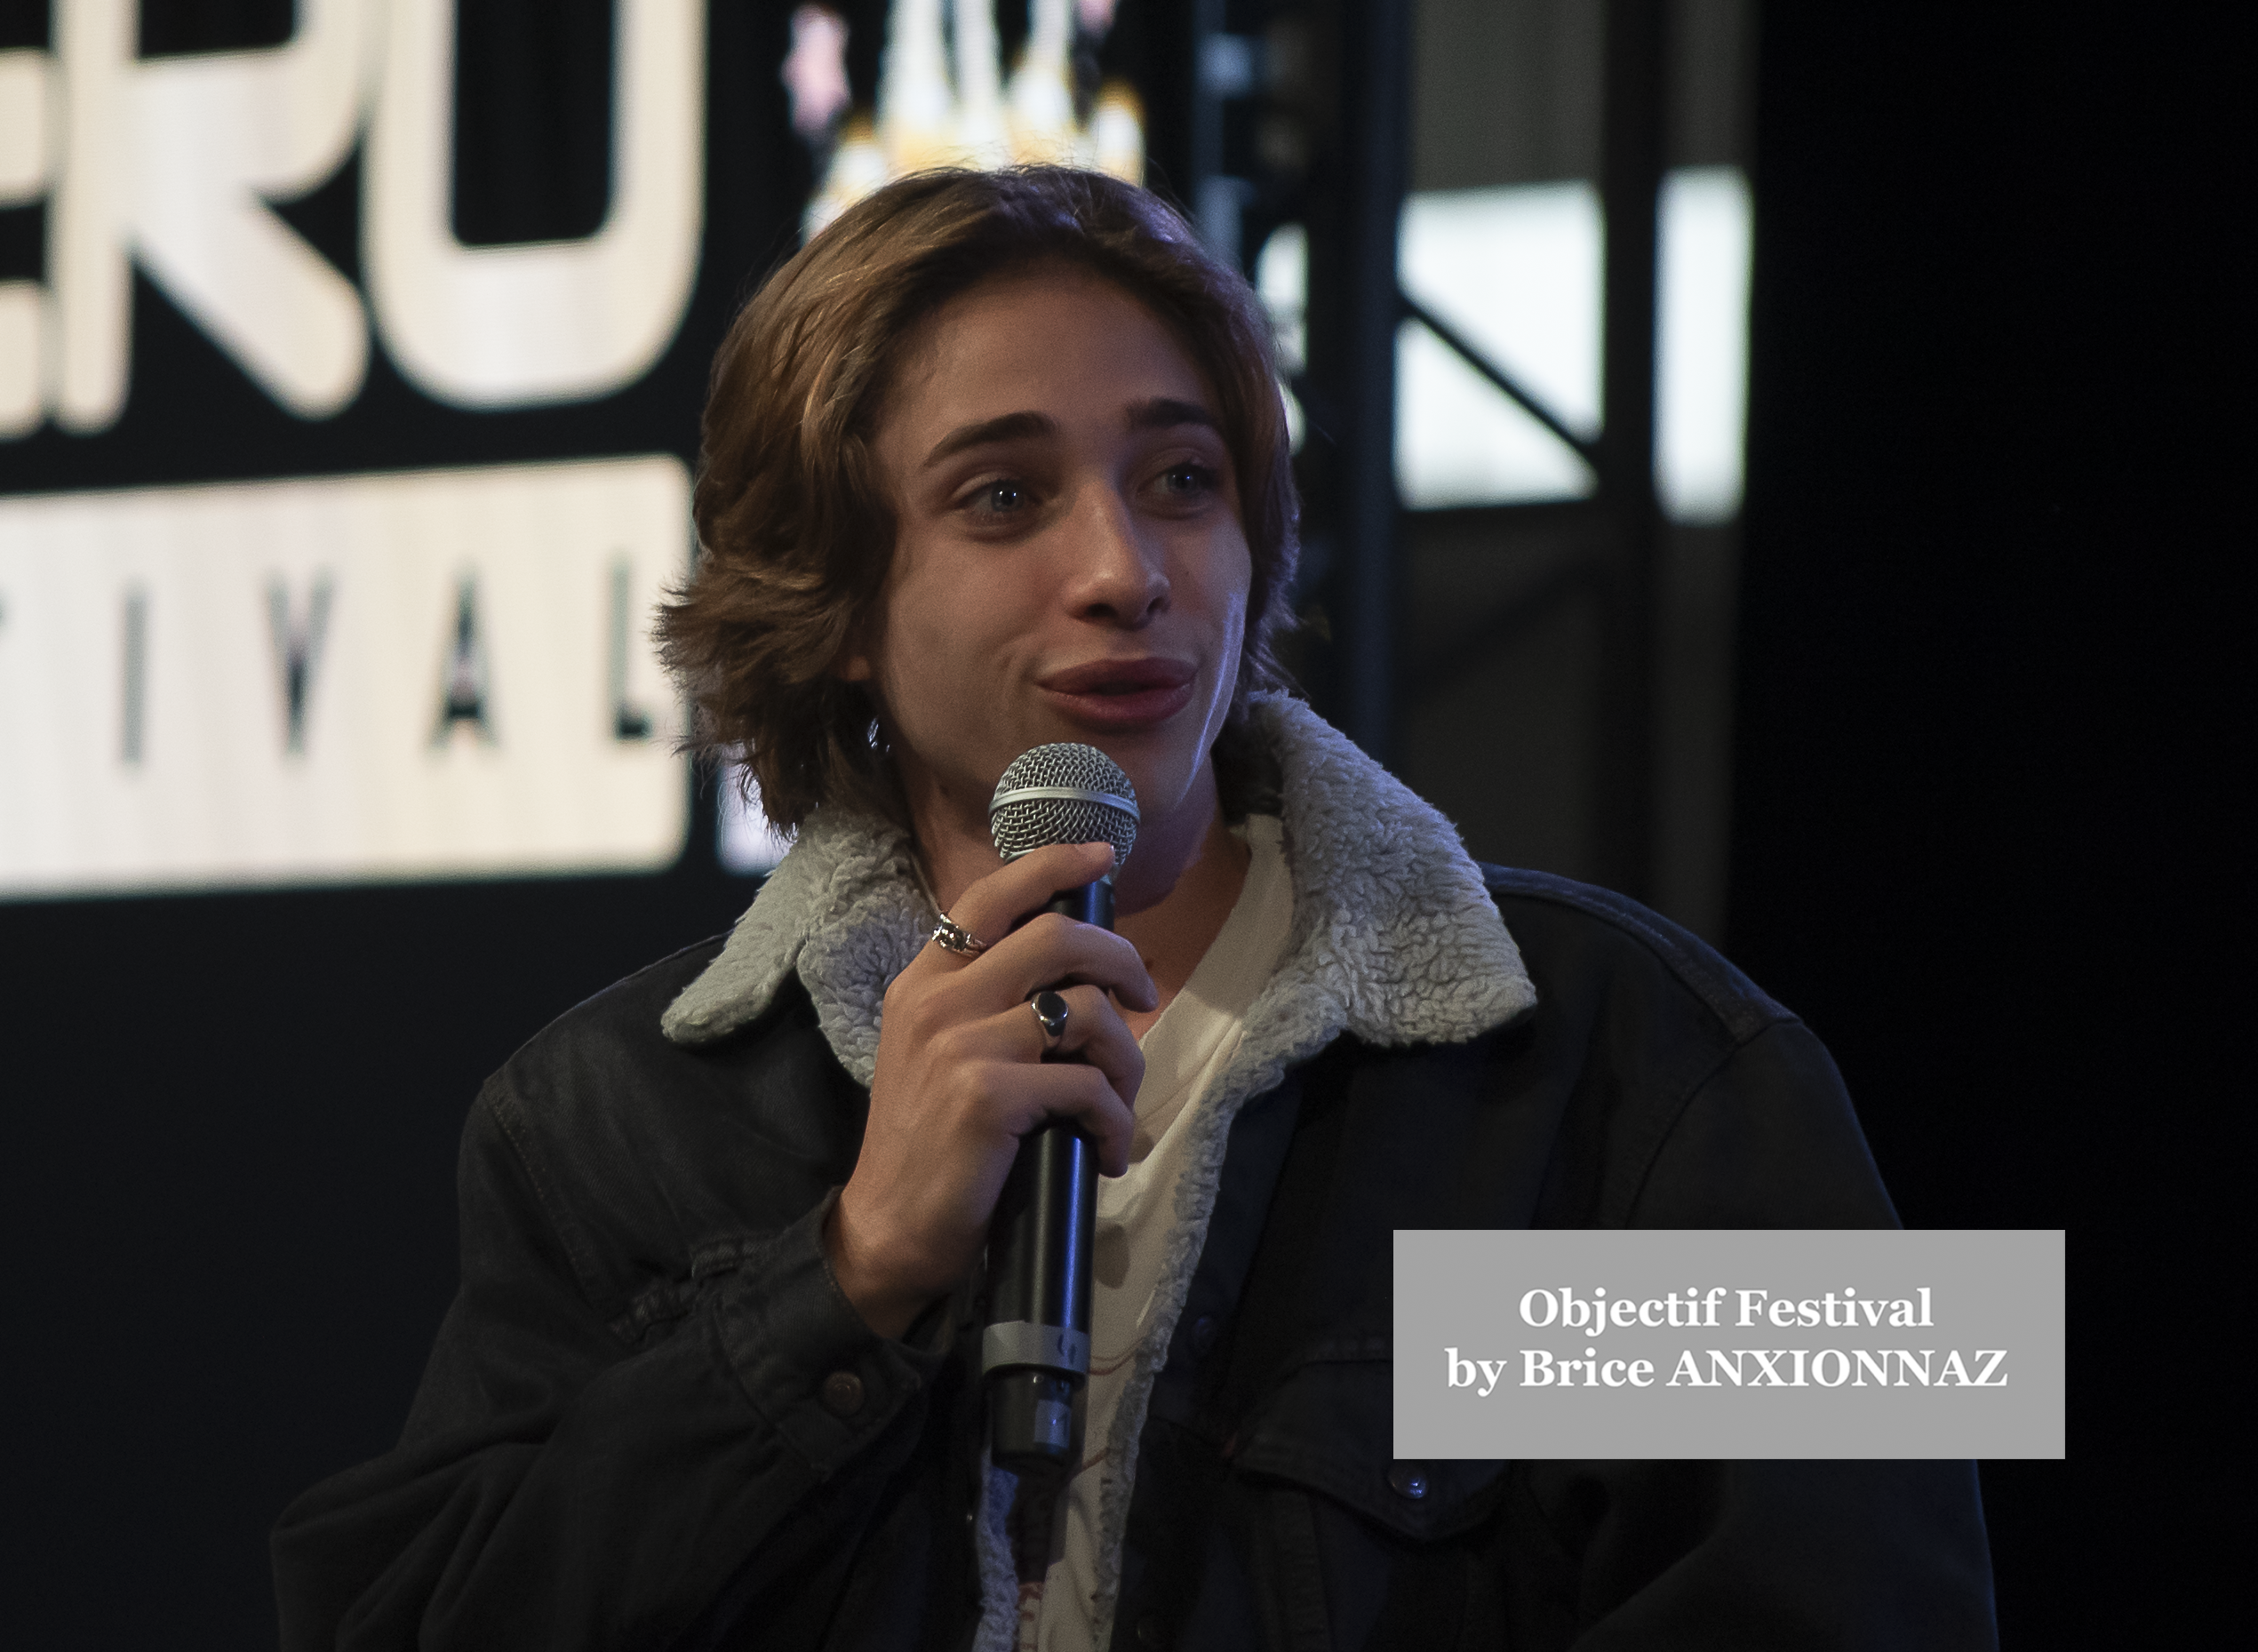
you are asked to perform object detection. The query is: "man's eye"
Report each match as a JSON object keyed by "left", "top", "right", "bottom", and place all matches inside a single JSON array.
[{"left": 1159, "top": 462, "right": 1218, "bottom": 496}]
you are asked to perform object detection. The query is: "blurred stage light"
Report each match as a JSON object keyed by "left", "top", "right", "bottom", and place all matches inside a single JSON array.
[
  {"left": 1254, "top": 223, "right": 1308, "bottom": 453},
  {"left": 1257, "top": 170, "right": 1752, "bottom": 521},
  {"left": 1398, "top": 182, "right": 1604, "bottom": 507},
  {"left": 1656, "top": 167, "right": 1752, "bottom": 524},
  {"left": 800, "top": 0, "right": 1145, "bottom": 238}
]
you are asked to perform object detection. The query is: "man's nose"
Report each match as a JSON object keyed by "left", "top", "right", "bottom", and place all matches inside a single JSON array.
[{"left": 1065, "top": 485, "right": 1169, "bottom": 623}]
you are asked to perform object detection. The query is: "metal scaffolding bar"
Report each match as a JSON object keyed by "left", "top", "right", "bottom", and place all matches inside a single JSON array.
[
  {"left": 1317, "top": 0, "right": 1412, "bottom": 765},
  {"left": 1595, "top": 0, "right": 1668, "bottom": 900},
  {"left": 1399, "top": 290, "right": 1603, "bottom": 472}
]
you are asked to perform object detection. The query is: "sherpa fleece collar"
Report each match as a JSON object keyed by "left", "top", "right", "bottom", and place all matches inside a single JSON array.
[{"left": 660, "top": 692, "right": 1536, "bottom": 1067}]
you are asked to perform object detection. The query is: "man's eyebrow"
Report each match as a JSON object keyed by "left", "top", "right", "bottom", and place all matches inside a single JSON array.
[
  {"left": 1126, "top": 396, "right": 1220, "bottom": 434},
  {"left": 919, "top": 399, "right": 1219, "bottom": 469},
  {"left": 922, "top": 411, "right": 1058, "bottom": 469}
]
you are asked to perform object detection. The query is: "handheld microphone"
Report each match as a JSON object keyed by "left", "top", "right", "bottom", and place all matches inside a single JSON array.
[{"left": 982, "top": 743, "right": 1139, "bottom": 1474}]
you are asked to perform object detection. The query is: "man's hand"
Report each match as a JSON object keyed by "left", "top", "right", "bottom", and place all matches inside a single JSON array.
[{"left": 824, "top": 842, "right": 1154, "bottom": 1339}]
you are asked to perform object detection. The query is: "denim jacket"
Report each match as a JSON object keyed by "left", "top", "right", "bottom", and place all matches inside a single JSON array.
[{"left": 273, "top": 700, "right": 1997, "bottom": 1650}]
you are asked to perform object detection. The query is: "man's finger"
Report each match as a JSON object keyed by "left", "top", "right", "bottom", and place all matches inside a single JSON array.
[
  {"left": 999, "top": 1061, "right": 1138, "bottom": 1178},
  {"left": 939, "top": 842, "right": 1119, "bottom": 952},
  {"left": 975, "top": 913, "right": 1154, "bottom": 1010},
  {"left": 1027, "top": 983, "right": 1144, "bottom": 1111}
]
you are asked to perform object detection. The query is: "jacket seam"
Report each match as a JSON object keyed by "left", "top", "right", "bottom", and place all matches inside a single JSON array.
[
  {"left": 1480, "top": 866, "right": 1788, "bottom": 1041},
  {"left": 480, "top": 1077, "right": 613, "bottom": 1319},
  {"left": 1611, "top": 1025, "right": 1776, "bottom": 1227}
]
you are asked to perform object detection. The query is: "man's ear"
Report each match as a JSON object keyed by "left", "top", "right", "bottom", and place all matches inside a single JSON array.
[
  {"left": 833, "top": 562, "right": 893, "bottom": 684},
  {"left": 834, "top": 601, "right": 882, "bottom": 683}
]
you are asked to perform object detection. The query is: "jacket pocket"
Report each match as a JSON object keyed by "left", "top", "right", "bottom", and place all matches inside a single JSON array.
[
  {"left": 1217, "top": 1353, "right": 1513, "bottom": 1652},
  {"left": 1230, "top": 1351, "right": 1512, "bottom": 1540}
]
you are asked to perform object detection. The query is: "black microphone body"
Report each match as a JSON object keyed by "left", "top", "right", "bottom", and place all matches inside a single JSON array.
[{"left": 982, "top": 753, "right": 1136, "bottom": 1474}]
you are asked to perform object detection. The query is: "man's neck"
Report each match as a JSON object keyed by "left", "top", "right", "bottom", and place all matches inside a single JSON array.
[{"left": 1113, "top": 807, "right": 1249, "bottom": 1040}]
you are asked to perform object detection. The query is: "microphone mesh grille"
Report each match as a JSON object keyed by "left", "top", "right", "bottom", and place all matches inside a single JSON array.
[{"left": 989, "top": 744, "right": 1139, "bottom": 865}]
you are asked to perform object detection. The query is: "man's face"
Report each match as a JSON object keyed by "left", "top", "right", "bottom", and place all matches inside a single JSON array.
[{"left": 849, "top": 262, "right": 1253, "bottom": 845}]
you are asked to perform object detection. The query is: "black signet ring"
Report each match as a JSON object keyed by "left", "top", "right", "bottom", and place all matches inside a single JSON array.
[{"left": 1031, "top": 990, "right": 1070, "bottom": 1046}]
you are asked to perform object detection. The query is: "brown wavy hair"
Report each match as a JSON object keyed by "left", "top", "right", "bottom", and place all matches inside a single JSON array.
[{"left": 659, "top": 166, "right": 1300, "bottom": 832}]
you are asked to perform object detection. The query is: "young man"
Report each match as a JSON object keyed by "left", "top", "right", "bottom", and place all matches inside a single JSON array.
[{"left": 275, "top": 169, "right": 1996, "bottom": 1651}]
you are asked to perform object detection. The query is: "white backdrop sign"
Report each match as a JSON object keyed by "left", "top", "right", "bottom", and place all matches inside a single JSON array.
[{"left": 0, "top": 455, "right": 690, "bottom": 895}]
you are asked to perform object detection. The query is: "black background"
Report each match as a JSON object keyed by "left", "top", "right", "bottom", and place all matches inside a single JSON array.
[
  {"left": 1730, "top": 10, "right": 2221, "bottom": 1645},
  {"left": 4, "top": 4, "right": 2214, "bottom": 1643}
]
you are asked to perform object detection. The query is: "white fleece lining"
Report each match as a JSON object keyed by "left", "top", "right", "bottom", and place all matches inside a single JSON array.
[{"left": 660, "top": 694, "right": 1536, "bottom": 1650}]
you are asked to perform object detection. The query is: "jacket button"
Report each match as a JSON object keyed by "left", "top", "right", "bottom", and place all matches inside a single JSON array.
[
  {"left": 820, "top": 1371, "right": 866, "bottom": 1417},
  {"left": 1190, "top": 1315, "right": 1219, "bottom": 1356},
  {"left": 1387, "top": 1464, "right": 1429, "bottom": 1500}
]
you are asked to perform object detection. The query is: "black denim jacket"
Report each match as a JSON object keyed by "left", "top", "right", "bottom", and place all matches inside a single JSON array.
[{"left": 273, "top": 868, "right": 1998, "bottom": 1651}]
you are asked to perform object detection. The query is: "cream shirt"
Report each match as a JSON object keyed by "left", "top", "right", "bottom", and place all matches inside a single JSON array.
[{"left": 1024, "top": 815, "right": 1296, "bottom": 1652}]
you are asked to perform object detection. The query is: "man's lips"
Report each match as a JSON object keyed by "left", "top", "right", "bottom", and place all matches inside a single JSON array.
[{"left": 1037, "top": 658, "right": 1199, "bottom": 729}]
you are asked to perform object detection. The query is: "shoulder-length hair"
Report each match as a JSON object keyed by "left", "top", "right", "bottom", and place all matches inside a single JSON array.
[{"left": 660, "top": 165, "right": 1300, "bottom": 831}]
